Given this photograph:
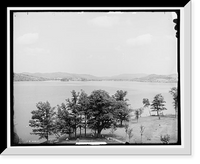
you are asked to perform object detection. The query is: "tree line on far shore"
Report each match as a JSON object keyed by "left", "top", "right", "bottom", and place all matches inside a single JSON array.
[{"left": 29, "top": 87, "right": 178, "bottom": 143}]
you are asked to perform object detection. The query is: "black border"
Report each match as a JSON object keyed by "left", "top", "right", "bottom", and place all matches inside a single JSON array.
[
  {"left": 10, "top": 9, "right": 14, "bottom": 147},
  {"left": 5, "top": 0, "right": 190, "bottom": 7},
  {"left": 10, "top": 9, "right": 181, "bottom": 147},
  {"left": 0, "top": 6, "right": 7, "bottom": 155}
]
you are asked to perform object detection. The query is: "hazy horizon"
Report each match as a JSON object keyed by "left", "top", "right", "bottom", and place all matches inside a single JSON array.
[
  {"left": 14, "top": 11, "right": 178, "bottom": 77},
  {"left": 14, "top": 71, "right": 177, "bottom": 77}
]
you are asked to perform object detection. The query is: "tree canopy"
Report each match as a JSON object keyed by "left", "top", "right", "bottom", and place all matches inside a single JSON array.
[
  {"left": 169, "top": 87, "right": 178, "bottom": 117},
  {"left": 150, "top": 94, "right": 167, "bottom": 119},
  {"left": 29, "top": 101, "right": 56, "bottom": 142},
  {"left": 87, "top": 90, "right": 116, "bottom": 136}
]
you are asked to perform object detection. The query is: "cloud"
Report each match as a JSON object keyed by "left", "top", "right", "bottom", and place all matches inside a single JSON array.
[
  {"left": 17, "top": 33, "right": 39, "bottom": 45},
  {"left": 126, "top": 34, "right": 153, "bottom": 46},
  {"left": 23, "top": 47, "right": 50, "bottom": 56},
  {"left": 89, "top": 16, "right": 119, "bottom": 28}
]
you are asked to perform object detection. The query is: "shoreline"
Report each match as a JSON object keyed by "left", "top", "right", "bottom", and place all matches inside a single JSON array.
[{"left": 14, "top": 80, "right": 178, "bottom": 84}]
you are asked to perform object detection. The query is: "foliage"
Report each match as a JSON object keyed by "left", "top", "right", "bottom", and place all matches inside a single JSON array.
[
  {"left": 143, "top": 98, "right": 150, "bottom": 108},
  {"left": 150, "top": 94, "right": 167, "bottom": 119},
  {"left": 78, "top": 90, "right": 90, "bottom": 136},
  {"left": 160, "top": 134, "right": 170, "bottom": 144},
  {"left": 169, "top": 87, "right": 178, "bottom": 117},
  {"left": 29, "top": 101, "right": 56, "bottom": 141},
  {"left": 87, "top": 90, "right": 115, "bottom": 136},
  {"left": 112, "top": 90, "right": 130, "bottom": 126},
  {"left": 143, "top": 98, "right": 151, "bottom": 115},
  {"left": 56, "top": 103, "right": 74, "bottom": 138},
  {"left": 112, "top": 90, "right": 128, "bottom": 102},
  {"left": 66, "top": 90, "right": 82, "bottom": 138},
  {"left": 113, "top": 100, "right": 130, "bottom": 126},
  {"left": 134, "top": 109, "right": 140, "bottom": 122}
]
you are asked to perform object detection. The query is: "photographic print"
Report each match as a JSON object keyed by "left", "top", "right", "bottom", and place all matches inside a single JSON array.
[{"left": 12, "top": 10, "right": 180, "bottom": 146}]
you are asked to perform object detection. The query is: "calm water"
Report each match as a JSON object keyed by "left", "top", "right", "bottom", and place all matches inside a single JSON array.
[{"left": 14, "top": 81, "right": 177, "bottom": 142}]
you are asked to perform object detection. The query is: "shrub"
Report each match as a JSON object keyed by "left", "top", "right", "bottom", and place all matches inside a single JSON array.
[{"left": 160, "top": 134, "right": 170, "bottom": 144}]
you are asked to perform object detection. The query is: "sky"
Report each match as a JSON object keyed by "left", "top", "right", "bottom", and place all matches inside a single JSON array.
[{"left": 14, "top": 11, "right": 178, "bottom": 77}]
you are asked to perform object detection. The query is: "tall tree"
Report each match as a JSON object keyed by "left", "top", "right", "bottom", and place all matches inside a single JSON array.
[
  {"left": 29, "top": 101, "right": 56, "bottom": 142},
  {"left": 66, "top": 90, "right": 81, "bottom": 138},
  {"left": 113, "top": 100, "right": 130, "bottom": 126},
  {"left": 78, "top": 90, "right": 90, "bottom": 137},
  {"left": 169, "top": 87, "right": 178, "bottom": 118},
  {"left": 143, "top": 98, "right": 151, "bottom": 116},
  {"left": 151, "top": 94, "right": 167, "bottom": 119},
  {"left": 113, "top": 90, "right": 130, "bottom": 126},
  {"left": 88, "top": 90, "right": 115, "bottom": 137},
  {"left": 56, "top": 103, "right": 74, "bottom": 138}
]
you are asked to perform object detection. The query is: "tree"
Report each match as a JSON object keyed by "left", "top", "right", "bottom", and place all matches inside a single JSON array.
[
  {"left": 66, "top": 90, "right": 81, "bottom": 138},
  {"left": 78, "top": 90, "right": 90, "bottom": 137},
  {"left": 113, "top": 100, "right": 130, "bottom": 126},
  {"left": 113, "top": 90, "right": 130, "bottom": 126},
  {"left": 134, "top": 109, "right": 140, "bottom": 122},
  {"left": 87, "top": 90, "right": 115, "bottom": 137},
  {"left": 169, "top": 87, "right": 178, "bottom": 118},
  {"left": 56, "top": 103, "right": 74, "bottom": 138},
  {"left": 112, "top": 90, "right": 129, "bottom": 102},
  {"left": 151, "top": 94, "right": 167, "bottom": 119},
  {"left": 143, "top": 98, "right": 151, "bottom": 116},
  {"left": 29, "top": 101, "right": 56, "bottom": 142}
]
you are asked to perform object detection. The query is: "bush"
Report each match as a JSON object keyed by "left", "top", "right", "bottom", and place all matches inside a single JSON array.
[{"left": 160, "top": 134, "right": 170, "bottom": 144}]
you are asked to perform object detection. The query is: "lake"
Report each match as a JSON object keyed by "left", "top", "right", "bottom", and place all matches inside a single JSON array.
[{"left": 13, "top": 81, "right": 177, "bottom": 142}]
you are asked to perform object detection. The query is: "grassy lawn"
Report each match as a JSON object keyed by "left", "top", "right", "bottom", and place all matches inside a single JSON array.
[
  {"left": 102, "top": 115, "right": 178, "bottom": 144},
  {"left": 54, "top": 115, "right": 177, "bottom": 145}
]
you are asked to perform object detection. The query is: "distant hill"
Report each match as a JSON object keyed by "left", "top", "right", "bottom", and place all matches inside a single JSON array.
[
  {"left": 22, "top": 72, "right": 99, "bottom": 80},
  {"left": 14, "top": 72, "right": 178, "bottom": 83},
  {"left": 105, "top": 73, "right": 148, "bottom": 80},
  {"left": 132, "top": 74, "right": 178, "bottom": 83},
  {"left": 14, "top": 73, "right": 50, "bottom": 81}
]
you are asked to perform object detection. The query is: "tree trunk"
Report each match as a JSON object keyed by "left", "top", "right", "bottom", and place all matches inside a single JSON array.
[
  {"left": 175, "top": 107, "right": 177, "bottom": 118},
  {"left": 74, "top": 117, "right": 77, "bottom": 138},
  {"left": 97, "top": 128, "right": 102, "bottom": 138},
  {"left": 46, "top": 134, "right": 49, "bottom": 142},
  {"left": 79, "top": 126, "right": 81, "bottom": 137},
  {"left": 74, "top": 128, "right": 76, "bottom": 138},
  {"left": 157, "top": 110, "right": 160, "bottom": 120},
  {"left": 68, "top": 130, "right": 71, "bottom": 138},
  {"left": 94, "top": 129, "right": 96, "bottom": 137},
  {"left": 120, "top": 120, "right": 123, "bottom": 126},
  {"left": 85, "top": 116, "right": 87, "bottom": 137}
]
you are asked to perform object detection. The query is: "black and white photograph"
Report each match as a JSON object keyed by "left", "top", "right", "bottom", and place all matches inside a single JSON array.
[{"left": 11, "top": 9, "right": 181, "bottom": 146}]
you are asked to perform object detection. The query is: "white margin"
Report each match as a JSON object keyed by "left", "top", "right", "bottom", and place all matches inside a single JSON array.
[{"left": 3, "top": 5, "right": 191, "bottom": 155}]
